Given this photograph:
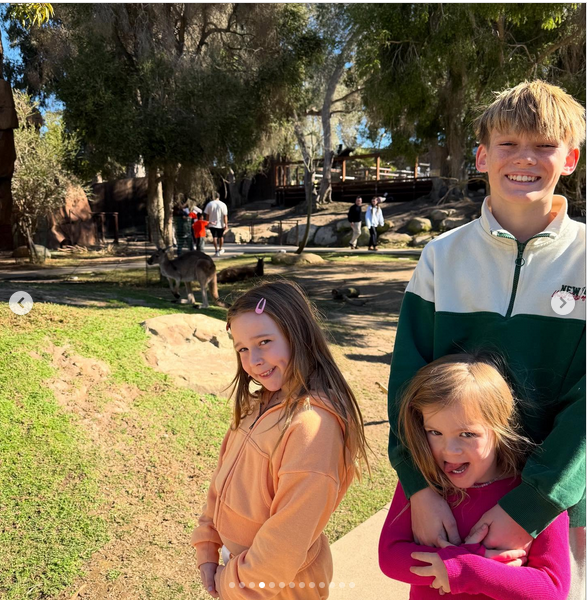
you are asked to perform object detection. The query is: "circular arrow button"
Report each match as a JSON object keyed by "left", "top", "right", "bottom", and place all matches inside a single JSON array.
[{"left": 9, "top": 291, "right": 34, "bottom": 315}]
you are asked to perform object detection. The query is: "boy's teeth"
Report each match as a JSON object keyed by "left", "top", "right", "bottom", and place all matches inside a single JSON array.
[{"left": 508, "top": 175, "right": 538, "bottom": 182}]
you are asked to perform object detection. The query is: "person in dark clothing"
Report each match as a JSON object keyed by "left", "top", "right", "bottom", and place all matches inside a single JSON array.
[{"left": 348, "top": 196, "right": 363, "bottom": 249}]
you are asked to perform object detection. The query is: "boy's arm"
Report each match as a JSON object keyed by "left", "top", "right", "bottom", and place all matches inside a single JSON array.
[
  {"left": 387, "top": 246, "right": 436, "bottom": 497},
  {"left": 438, "top": 512, "right": 570, "bottom": 600},
  {"left": 379, "top": 483, "right": 481, "bottom": 586},
  {"left": 497, "top": 329, "right": 586, "bottom": 537}
]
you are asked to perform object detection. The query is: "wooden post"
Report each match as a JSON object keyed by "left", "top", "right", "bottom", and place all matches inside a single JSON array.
[
  {"left": 341, "top": 158, "right": 346, "bottom": 183},
  {"left": 414, "top": 156, "right": 419, "bottom": 180},
  {"left": 113, "top": 212, "right": 119, "bottom": 244},
  {"left": 376, "top": 155, "right": 381, "bottom": 181}
]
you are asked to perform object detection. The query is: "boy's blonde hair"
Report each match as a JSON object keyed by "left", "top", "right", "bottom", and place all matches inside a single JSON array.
[
  {"left": 398, "top": 353, "right": 534, "bottom": 503},
  {"left": 475, "top": 80, "right": 586, "bottom": 148}
]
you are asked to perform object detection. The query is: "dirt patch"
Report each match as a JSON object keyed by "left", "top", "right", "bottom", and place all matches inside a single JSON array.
[{"left": 142, "top": 313, "right": 237, "bottom": 396}]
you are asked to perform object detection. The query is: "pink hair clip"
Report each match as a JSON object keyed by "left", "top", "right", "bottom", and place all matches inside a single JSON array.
[{"left": 255, "top": 298, "right": 266, "bottom": 314}]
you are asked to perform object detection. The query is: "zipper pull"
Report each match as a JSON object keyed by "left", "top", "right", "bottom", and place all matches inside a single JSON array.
[{"left": 515, "top": 241, "right": 526, "bottom": 267}]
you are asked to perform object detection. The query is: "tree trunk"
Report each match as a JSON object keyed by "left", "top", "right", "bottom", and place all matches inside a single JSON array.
[
  {"left": 226, "top": 168, "right": 252, "bottom": 209},
  {"left": 293, "top": 122, "right": 316, "bottom": 253},
  {"left": 161, "top": 164, "right": 177, "bottom": 248},
  {"left": 146, "top": 164, "right": 164, "bottom": 246}
]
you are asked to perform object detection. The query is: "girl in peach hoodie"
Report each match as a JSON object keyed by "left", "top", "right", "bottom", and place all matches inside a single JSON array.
[{"left": 191, "top": 280, "right": 369, "bottom": 599}]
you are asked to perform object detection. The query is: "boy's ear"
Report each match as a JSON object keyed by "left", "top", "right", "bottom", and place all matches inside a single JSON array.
[
  {"left": 476, "top": 144, "right": 488, "bottom": 173},
  {"left": 561, "top": 147, "right": 580, "bottom": 176}
]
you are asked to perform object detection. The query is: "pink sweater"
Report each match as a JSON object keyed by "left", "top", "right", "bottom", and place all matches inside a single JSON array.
[{"left": 379, "top": 479, "right": 570, "bottom": 600}]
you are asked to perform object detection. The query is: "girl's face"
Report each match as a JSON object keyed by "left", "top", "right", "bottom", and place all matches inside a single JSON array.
[
  {"left": 231, "top": 311, "right": 291, "bottom": 393},
  {"left": 422, "top": 401, "right": 499, "bottom": 488}
]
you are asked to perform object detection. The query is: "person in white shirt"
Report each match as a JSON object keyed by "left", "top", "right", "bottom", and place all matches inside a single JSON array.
[
  {"left": 365, "top": 197, "right": 384, "bottom": 251},
  {"left": 204, "top": 194, "right": 228, "bottom": 257}
]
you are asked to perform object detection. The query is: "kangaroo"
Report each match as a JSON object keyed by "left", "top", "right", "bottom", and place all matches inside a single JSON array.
[
  {"left": 217, "top": 257, "right": 264, "bottom": 284},
  {"left": 147, "top": 248, "right": 225, "bottom": 308}
]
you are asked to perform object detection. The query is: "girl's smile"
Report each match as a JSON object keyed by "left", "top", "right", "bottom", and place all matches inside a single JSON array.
[
  {"left": 230, "top": 311, "right": 291, "bottom": 392},
  {"left": 422, "top": 402, "right": 499, "bottom": 489}
]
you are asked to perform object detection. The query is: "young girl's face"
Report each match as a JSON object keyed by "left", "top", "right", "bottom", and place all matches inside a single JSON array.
[
  {"left": 230, "top": 311, "right": 291, "bottom": 393},
  {"left": 422, "top": 401, "right": 499, "bottom": 488}
]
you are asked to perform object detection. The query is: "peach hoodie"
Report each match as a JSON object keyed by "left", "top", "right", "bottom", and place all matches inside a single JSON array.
[{"left": 191, "top": 394, "right": 355, "bottom": 599}]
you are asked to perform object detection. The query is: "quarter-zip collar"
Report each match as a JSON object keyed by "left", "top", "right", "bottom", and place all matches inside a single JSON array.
[{"left": 480, "top": 195, "right": 570, "bottom": 242}]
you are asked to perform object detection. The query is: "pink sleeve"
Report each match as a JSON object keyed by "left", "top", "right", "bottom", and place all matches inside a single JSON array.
[
  {"left": 438, "top": 512, "right": 570, "bottom": 600},
  {"left": 378, "top": 483, "right": 484, "bottom": 586}
]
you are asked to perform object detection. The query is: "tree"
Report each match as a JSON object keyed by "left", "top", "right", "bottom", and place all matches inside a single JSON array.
[
  {"left": 351, "top": 4, "right": 585, "bottom": 182},
  {"left": 8, "top": 4, "right": 318, "bottom": 245},
  {"left": 12, "top": 91, "right": 79, "bottom": 260}
]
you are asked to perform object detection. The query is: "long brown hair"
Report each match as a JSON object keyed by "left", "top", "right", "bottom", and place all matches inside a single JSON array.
[
  {"left": 398, "top": 353, "right": 534, "bottom": 502},
  {"left": 227, "top": 280, "right": 369, "bottom": 478}
]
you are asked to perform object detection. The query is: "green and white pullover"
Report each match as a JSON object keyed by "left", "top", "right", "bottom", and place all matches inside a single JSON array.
[{"left": 387, "top": 195, "right": 585, "bottom": 537}]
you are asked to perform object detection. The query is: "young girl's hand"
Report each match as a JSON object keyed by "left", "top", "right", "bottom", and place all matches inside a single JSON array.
[
  {"left": 410, "top": 551, "right": 451, "bottom": 594},
  {"left": 467, "top": 504, "right": 533, "bottom": 552},
  {"left": 410, "top": 487, "right": 461, "bottom": 546},
  {"left": 199, "top": 562, "right": 220, "bottom": 598}
]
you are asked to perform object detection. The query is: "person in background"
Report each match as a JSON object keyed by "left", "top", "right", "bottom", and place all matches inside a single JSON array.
[
  {"left": 204, "top": 194, "right": 228, "bottom": 257},
  {"left": 365, "top": 197, "right": 384, "bottom": 251},
  {"left": 348, "top": 196, "right": 363, "bottom": 249}
]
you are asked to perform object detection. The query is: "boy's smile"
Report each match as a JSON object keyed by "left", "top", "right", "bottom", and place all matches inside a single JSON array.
[{"left": 476, "top": 131, "right": 579, "bottom": 211}]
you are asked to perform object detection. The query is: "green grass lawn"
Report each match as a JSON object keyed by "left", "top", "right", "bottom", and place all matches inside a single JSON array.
[{"left": 0, "top": 275, "right": 396, "bottom": 599}]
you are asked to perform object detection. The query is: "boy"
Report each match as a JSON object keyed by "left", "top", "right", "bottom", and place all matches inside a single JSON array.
[
  {"left": 192, "top": 211, "right": 209, "bottom": 253},
  {"left": 387, "top": 81, "right": 585, "bottom": 596}
]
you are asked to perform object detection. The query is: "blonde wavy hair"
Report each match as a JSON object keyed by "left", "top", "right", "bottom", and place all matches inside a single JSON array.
[
  {"left": 227, "top": 280, "right": 370, "bottom": 479},
  {"left": 398, "top": 353, "right": 534, "bottom": 503},
  {"left": 475, "top": 80, "right": 586, "bottom": 148}
]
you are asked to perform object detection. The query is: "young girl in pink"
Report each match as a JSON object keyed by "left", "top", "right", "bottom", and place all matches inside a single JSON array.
[{"left": 379, "top": 354, "right": 570, "bottom": 599}]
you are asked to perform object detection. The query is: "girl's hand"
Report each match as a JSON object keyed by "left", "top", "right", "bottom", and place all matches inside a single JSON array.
[
  {"left": 410, "top": 487, "right": 461, "bottom": 546},
  {"left": 214, "top": 565, "right": 225, "bottom": 594},
  {"left": 467, "top": 505, "right": 533, "bottom": 552},
  {"left": 410, "top": 551, "right": 451, "bottom": 594},
  {"left": 199, "top": 562, "right": 219, "bottom": 598}
]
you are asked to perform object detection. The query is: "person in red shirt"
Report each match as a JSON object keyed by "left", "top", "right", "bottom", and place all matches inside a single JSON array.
[{"left": 190, "top": 210, "right": 209, "bottom": 253}]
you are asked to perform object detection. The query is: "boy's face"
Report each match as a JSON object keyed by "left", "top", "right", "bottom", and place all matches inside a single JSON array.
[{"left": 476, "top": 130, "right": 579, "bottom": 209}]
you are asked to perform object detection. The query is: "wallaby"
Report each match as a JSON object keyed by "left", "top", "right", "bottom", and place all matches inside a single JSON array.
[
  {"left": 217, "top": 257, "right": 265, "bottom": 284},
  {"left": 147, "top": 248, "right": 225, "bottom": 308}
]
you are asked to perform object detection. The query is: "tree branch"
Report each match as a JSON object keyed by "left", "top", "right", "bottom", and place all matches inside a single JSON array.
[{"left": 331, "top": 87, "right": 364, "bottom": 106}]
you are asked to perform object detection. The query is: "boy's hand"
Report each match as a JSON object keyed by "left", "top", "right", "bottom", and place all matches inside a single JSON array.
[
  {"left": 467, "top": 504, "right": 532, "bottom": 552},
  {"left": 465, "top": 523, "right": 528, "bottom": 566},
  {"left": 199, "top": 562, "right": 220, "bottom": 598},
  {"left": 410, "top": 487, "right": 462, "bottom": 546},
  {"left": 410, "top": 551, "right": 451, "bottom": 594}
]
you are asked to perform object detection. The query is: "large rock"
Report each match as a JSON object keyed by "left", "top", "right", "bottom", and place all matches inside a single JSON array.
[
  {"left": 440, "top": 216, "right": 469, "bottom": 231},
  {"left": 314, "top": 225, "right": 338, "bottom": 246},
  {"left": 45, "top": 185, "right": 99, "bottom": 249},
  {"left": 224, "top": 226, "right": 250, "bottom": 244},
  {"left": 429, "top": 209, "right": 455, "bottom": 222},
  {"left": 141, "top": 313, "right": 236, "bottom": 396},
  {"left": 336, "top": 219, "right": 352, "bottom": 232},
  {"left": 13, "top": 244, "right": 51, "bottom": 262},
  {"left": 379, "top": 232, "right": 412, "bottom": 246},
  {"left": 377, "top": 220, "right": 394, "bottom": 234},
  {"left": 270, "top": 252, "right": 325, "bottom": 265},
  {"left": 286, "top": 223, "right": 318, "bottom": 246},
  {"left": 410, "top": 234, "right": 435, "bottom": 247},
  {"left": 407, "top": 217, "right": 432, "bottom": 234}
]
